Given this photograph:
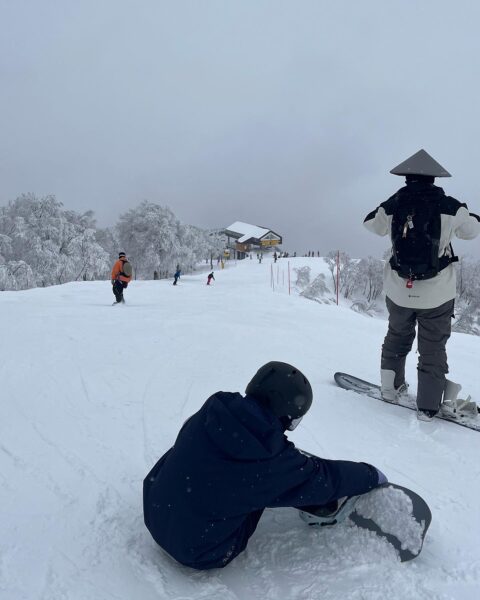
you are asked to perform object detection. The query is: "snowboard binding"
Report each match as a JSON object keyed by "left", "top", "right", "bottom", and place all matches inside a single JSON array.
[
  {"left": 298, "top": 495, "right": 361, "bottom": 527},
  {"left": 440, "top": 379, "right": 479, "bottom": 418},
  {"left": 298, "top": 483, "right": 432, "bottom": 562}
]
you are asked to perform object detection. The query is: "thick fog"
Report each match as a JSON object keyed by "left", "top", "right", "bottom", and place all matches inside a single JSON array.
[{"left": 1, "top": 0, "right": 479, "bottom": 256}]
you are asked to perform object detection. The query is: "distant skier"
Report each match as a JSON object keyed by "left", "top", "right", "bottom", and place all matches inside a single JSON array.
[
  {"left": 364, "top": 150, "right": 480, "bottom": 421},
  {"left": 143, "top": 361, "right": 386, "bottom": 570},
  {"left": 273, "top": 251, "right": 277, "bottom": 263},
  {"left": 206, "top": 271, "right": 215, "bottom": 285},
  {"left": 173, "top": 268, "right": 181, "bottom": 286},
  {"left": 111, "top": 252, "right": 132, "bottom": 304}
]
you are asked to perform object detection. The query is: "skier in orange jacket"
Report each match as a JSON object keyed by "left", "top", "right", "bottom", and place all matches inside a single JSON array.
[{"left": 111, "top": 252, "right": 132, "bottom": 304}]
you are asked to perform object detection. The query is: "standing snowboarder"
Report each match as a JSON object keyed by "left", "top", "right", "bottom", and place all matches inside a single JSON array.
[
  {"left": 207, "top": 271, "right": 215, "bottom": 285},
  {"left": 364, "top": 150, "right": 480, "bottom": 420},
  {"left": 143, "top": 361, "right": 386, "bottom": 570},
  {"left": 111, "top": 252, "right": 132, "bottom": 304},
  {"left": 173, "top": 268, "right": 181, "bottom": 286}
]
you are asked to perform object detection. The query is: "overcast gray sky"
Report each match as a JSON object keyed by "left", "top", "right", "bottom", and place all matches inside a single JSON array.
[{"left": 1, "top": 0, "right": 480, "bottom": 257}]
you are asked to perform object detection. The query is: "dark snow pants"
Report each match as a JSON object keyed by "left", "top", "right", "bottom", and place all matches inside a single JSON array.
[
  {"left": 214, "top": 509, "right": 264, "bottom": 569},
  {"left": 381, "top": 297, "right": 455, "bottom": 412},
  {"left": 179, "top": 509, "right": 265, "bottom": 570},
  {"left": 113, "top": 280, "right": 127, "bottom": 302}
]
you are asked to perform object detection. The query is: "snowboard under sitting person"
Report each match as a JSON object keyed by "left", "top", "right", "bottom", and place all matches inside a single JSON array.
[{"left": 143, "top": 361, "right": 386, "bottom": 570}]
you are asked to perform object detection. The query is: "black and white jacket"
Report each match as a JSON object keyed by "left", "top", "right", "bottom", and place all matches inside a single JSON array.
[{"left": 364, "top": 182, "right": 480, "bottom": 309}]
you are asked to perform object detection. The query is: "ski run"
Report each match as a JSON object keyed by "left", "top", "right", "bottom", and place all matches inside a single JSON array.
[{"left": 1, "top": 257, "right": 480, "bottom": 600}]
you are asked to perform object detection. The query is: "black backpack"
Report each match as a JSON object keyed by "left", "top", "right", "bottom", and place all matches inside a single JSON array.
[{"left": 389, "top": 189, "right": 457, "bottom": 281}]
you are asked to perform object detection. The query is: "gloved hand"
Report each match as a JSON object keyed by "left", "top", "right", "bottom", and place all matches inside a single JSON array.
[
  {"left": 375, "top": 468, "right": 388, "bottom": 485},
  {"left": 111, "top": 280, "right": 115, "bottom": 285}
]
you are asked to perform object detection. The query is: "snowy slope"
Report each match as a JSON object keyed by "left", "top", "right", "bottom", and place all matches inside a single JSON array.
[{"left": 1, "top": 258, "right": 480, "bottom": 600}]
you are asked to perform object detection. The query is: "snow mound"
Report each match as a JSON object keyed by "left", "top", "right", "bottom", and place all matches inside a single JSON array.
[{"left": 353, "top": 486, "right": 425, "bottom": 554}]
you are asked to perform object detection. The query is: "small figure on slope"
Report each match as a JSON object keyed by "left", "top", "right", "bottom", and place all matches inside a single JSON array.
[
  {"left": 143, "top": 361, "right": 386, "bottom": 570},
  {"left": 111, "top": 252, "right": 132, "bottom": 304},
  {"left": 364, "top": 150, "right": 480, "bottom": 421},
  {"left": 173, "top": 268, "right": 181, "bottom": 286},
  {"left": 206, "top": 271, "right": 215, "bottom": 285}
]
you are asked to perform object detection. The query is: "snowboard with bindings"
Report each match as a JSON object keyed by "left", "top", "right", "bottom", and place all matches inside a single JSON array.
[
  {"left": 299, "top": 482, "right": 432, "bottom": 562},
  {"left": 334, "top": 372, "right": 480, "bottom": 432}
]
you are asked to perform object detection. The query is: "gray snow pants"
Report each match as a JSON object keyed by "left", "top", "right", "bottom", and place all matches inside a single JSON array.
[{"left": 381, "top": 296, "right": 455, "bottom": 412}]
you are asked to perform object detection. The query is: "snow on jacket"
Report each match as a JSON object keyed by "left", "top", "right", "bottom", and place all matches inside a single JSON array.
[
  {"left": 111, "top": 258, "right": 131, "bottom": 283},
  {"left": 364, "top": 181, "right": 480, "bottom": 309},
  {"left": 143, "top": 392, "right": 379, "bottom": 570}
]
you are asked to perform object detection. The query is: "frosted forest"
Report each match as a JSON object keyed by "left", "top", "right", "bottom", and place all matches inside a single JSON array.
[{"left": 0, "top": 194, "right": 225, "bottom": 289}]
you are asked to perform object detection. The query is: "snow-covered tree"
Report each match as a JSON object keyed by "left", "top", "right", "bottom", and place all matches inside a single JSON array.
[
  {"left": 300, "top": 273, "right": 334, "bottom": 304},
  {"left": 453, "top": 258, "right": 480, "bottom": 335},
  {"left": 204, "top": 229, "right": 227, "bottom": 267},
  {"left": 324, "top": 251, "right": 352, "bottom": 294},
  {"left": 116, "top": 200, "right": 210, "bottom": 279},
  {"left": 0, "top": 194, "right": 109, "bottom": 288},
  {"left": 294, "top": 266, "right": 311, "bottom": 290},
  {"left": 95, "top": 227, "right": 119, "bottom": 273},
  {"left": 356, "top": 256, "right": 384, "bottom": 302},
  {"left": 0, "top": 260, "right": 35, "bottom": 291},
  {"left": 456, "top": 257, "right": 480, "bottom": 305}
]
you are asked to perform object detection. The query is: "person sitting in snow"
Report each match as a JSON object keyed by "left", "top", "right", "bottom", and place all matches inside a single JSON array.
[
  {"left": 111, "top": 252, "right": 132, "bottom": 304},
  {"left": 207, "top": 271, "right": 215, "bottom": 285},
  {"left": 143, "top": 361, "right": 386, "bottom": 570}
]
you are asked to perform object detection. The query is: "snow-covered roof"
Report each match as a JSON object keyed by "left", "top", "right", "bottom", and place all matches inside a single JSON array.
[{"left": 225, "top": 221, "right": 271, "bottom": 242}]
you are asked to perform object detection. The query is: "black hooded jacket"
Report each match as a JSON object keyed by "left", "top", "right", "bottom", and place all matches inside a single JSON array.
[{"left": 143, "top": 392, "right": 379, "bottom": 569}]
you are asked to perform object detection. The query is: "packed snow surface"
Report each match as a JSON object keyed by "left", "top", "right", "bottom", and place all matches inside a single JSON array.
[{"left": 2, "top": 257, "right": 480, "bottom": 600}]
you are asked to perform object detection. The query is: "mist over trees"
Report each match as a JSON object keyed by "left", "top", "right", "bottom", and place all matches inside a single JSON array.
[
  {"left": 294, "top": 252, "right": 480, "bottom": 336},
  {"left": 1, "top": 194, "right": 480, "bottom": 336},
  {"left": 453, "top": 257, "right": 480, "bottom": 335},
  {"left": 0, "top": 195, "right": 224, "bottom": 291},
  {"left": 295, "top": 254, "right": 384, "bottom": 309},
  {"left": 322, "top": 251, "right": 384, "bottom": 303},
  {"left": 116, "top": 201, "right": 223, "bottom": 279}
]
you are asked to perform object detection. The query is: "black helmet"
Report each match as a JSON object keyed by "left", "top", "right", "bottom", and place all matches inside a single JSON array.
[{"left": 246, "top": 361, "right": 313, "bottom": 430}]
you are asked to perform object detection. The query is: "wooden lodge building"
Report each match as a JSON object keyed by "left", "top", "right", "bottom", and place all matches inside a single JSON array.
[{"left": 224, "top": 221, "right": 282, "bottom": 259}]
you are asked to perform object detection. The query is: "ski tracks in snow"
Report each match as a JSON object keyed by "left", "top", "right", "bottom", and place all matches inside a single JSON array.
[{"left": 2, "top": 264, "right": 480, "bottom": 599}]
